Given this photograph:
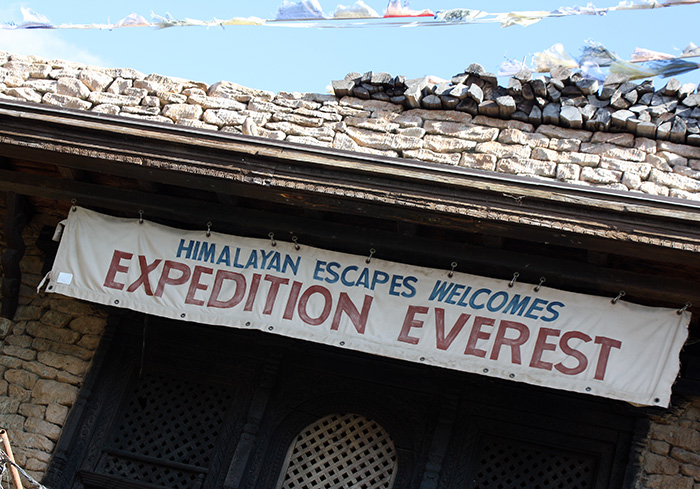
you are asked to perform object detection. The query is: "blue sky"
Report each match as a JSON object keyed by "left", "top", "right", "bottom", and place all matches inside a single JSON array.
[{"left": 0, "top": 1, "right": 698, "bottom": 93}]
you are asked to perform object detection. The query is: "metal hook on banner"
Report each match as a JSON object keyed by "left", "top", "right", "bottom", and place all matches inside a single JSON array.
[
  {"left": 534, "top": 277, "right": 546, "bottom": 292},
  {"left": 611, "top": 290, "right": 626, "bottom": 304},
  {"left": 292, "top": 236, "right": 300, "bottom": 251},
  {"left": 206, "top": 222, "right": 212, "bottom": 238},
  {"left": 366, "top": 248, "right": 376, "bottom": 264},
  {"left": 269, "top": 232, "right": 276, "bottom": 247},
  {"left": 138, "top": 210, "right": 144, "bottom": 224},
  {"left": 448, "top": 262, "right": 457, "bottom": 278},
  {"left": 71, "top": 198, "right": 77, "bottom": 212},
  {"left": 678, "top": 302, "right": 692, "bottom": 315},
  {"left": 508, "top": 272, "right": 519, "bottom": 288}
]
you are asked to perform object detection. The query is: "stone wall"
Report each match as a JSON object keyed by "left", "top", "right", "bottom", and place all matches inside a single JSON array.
[
  {"left": 0, "top": 52, "right": 699, "bottom": 200},
  {"left": 639, "top": 397, "right": 700, "bottom": 489},
  {"left": 0, "top": 203, "right": 108, "bottom": 483}
]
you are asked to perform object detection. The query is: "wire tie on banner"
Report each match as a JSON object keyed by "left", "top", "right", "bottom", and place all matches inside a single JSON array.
[
  {"left": 611, "top": 290, "right": 626, "bottom": 304},
  {"left": 269, "top": 232, "right": 276, "bottom": 247},
  {"left": 292, "top": 235, "right": 300, "bottom": 251},
  {"left": 366, "top": 248, "right": 376, "bottom": 264},
  {"left": 678, "top": 302, "right": 692, "bottom": 315},
  {"left": 206, "top": 221, "right": 212, "bottom": 237},
  {"left": 508, "top": 272, "right": 519, "bottom": 288},
  {"left": 138, "top": 210, "right": 144, "bottom": 224},
  {"left": 71, "top": 198, "right": 77, "bottom": 212},
  {"left": 448, "top": 262, "right": 457, "bottom": 278},
  {"left": 534, "top": 277, "right": 546, "bottom": 292}
]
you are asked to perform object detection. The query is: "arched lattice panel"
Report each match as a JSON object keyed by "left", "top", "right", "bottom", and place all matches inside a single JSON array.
[{"left": 278, "top": 413, "right": 397, "bottom": 489}]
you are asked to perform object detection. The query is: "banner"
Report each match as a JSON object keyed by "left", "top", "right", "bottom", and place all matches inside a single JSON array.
[{"left": 47, "top": 207, "right": 689, "bottom": 406}]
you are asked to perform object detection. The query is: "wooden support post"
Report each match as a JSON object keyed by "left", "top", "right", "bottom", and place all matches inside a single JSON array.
[
  {"left": 1, "top": 192, "right": 29, "bottom": 319},
  {"left": 1, "top": 429, "right": 24, "bottom": 489}
]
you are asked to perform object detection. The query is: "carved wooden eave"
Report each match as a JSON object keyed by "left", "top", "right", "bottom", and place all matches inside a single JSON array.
[{"left": 0, "top": 99, "right": 699, "bottom": 316}]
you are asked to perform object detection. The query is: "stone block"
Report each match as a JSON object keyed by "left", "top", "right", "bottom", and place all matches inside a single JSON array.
[
  {"left": 645, "top": 474, "right": 693, "bottom": 489},
  {"left": 43, "top": 92, "right": 95, "bottom": 110},
  {"left": 549, "top": 138, "right": 581, "bottom": 152},
  {"left": 345, "top": 116, "right": 399, "bottom": 133},
  {"left": 424, "top": 135, "right": 476, "bottom": 153},
  {"left": 650, "top": 423, "right": 700, "bottom": 451},
  {"left": 645, "top": 452, "right": 680, "bottom": 475},
  {"left": 649, "top": 169, "right": 700, "bottom": 192},
  {"left": 162, "top": 103, "right": 203, "bottom": 122},
  {"left": 403, "top": 149, "right": 461, "bottom": 165},
  {"left": 639, "top": 181, "right": 670, "bottom": 196},
  {"left": 208, "top": 81, "right": 275, "bottom": 102},
  {"left": 11, "top": 430, "right": 54, "bottom": 452},
  {"left": 31, "top": 338, "right": 93, "bottom": 361},
  {"left": 265, "top": 122, "right": 335, "bottom": 141},
  {"left": 332, "top": 133, "right": 397, "bottom": 157},
  {"left": 2, "top": 345, "right": 36, "bottom": 361},
  {"left": 45, "top": 403, "right": 69, "bottom": 425},
  {"left": 424, "top": 120, "right": 498, "bottom": 142},
  {"left": 0, "top": 395, "right": 20, "bottom": 414},
  {"left": 471, "top": 116, "right": 534, "bottom": 133},
  {"left": 459, "top": 153, "right": 497, "bottom": 171},
  {"left": 556, "top": 163, "right": 581, "bottom": 181},
  {"left": 497, "top": 158, "right": 556, "bottom": 177},
  {"left": 591, "top": 132, "right": 635, "bottom": 147},
  {"left": 4, "top": 368, "right": 38, "bottom": 390},
  {"left": 24, "top": 417, "right": 61, "bottom": 442},
  {"left": 37, "top": 351, "right": 89, "bottom": 376},
  {"left": 498, "top": 128, "right": 549, "bottom": 148},
  {"left": 31, "top": 379, "right": 79, "bottom": 406},
  {"left": 344, "top": 127, "right": 423, "bottom": 151},
  {"left": 26, "top": 322, "right": 80, "bottom": 344},
  {"left": 600, "top": 158, "right": 652, "bottom": 178},
  {"left": 622, "top": 172, "right": 642, "bottom": 190},
  {"left": 19, "top": 403, "right": 45, "bottom": 420},
  {"left": 8, "top": 384, "right": 31, "bottom": 402},
  {"left": 475, "top": 141, "right": 531, "bottom": 159},
  {"left": 581, "top": 167, "right": 622, "bottom": 184},
  {"left": 658, "top": 141, "right": 700, "bottom": 160},
  {"left": 579, "top": 143, "right": 646, "bottom": 162},
  {"left": 15, "top": 306, "right": 44, "bottom": 322},
  {"left": 40, "top": 310, "right": 72, "bottom": 329},
  {"left": 0, "top": 414, "right": 25, "bottom": 431},
  {"left": 535, "top": 124, "right": 592, "bottom": 142}
]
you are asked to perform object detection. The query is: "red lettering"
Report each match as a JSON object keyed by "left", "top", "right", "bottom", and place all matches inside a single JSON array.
[
  {"left": 154, "top": 261, "right": 191, "bottom": 297},
  {"left": 529, "top": 328, "right": 561, "bottom": 371},
  {"left": 397, "top": 305, "right": 428, "bottom": 345},
  {"left": 555, "top": 331, "right": 591, "bottom": 376},
  {"left": 464, "top": 316, "right": 494, "bottom": 358},
  {"left": 185, "top": 266, "right": 213, "bottom": 306},
  {"left": 490, "top": 320, "right": 530, "bottom": 364},
  {"left": 594, "top": 336, "right": 622, "bottom": 381},
  {"left": 298, "top": 285, "right": 333, "bottom": 326},
  {"left": 331, "top": 293, "right": 373, "bottom": 334},
  {"left": 244, "top": 273, "right": 262, "bottom": 311},
  {"left": 207, "top": 270, "right": 247, "bottom": 309},
  {"left": 103, "top": 250, "right": 133, "bottom": 290},
  {"left": 126, "top": 255, "right": 162, "bottom": 295},
  {"left": 283, "top": 281, "right": 303, "bottom": 320},
  {"left": 435, "top": 309, "right": 470, "bottom": 351},
  {"left": 262, "top": 274, "right": 289, "bottom": 315}
]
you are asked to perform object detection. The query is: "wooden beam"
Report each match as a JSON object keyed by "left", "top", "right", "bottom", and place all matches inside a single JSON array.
[{"left": 0, "top": 168, "right": 697, "bottom": 307}]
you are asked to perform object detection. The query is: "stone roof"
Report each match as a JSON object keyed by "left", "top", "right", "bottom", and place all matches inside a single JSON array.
[{"left": 1, "top": 51, "right": 700, "bottom": 201}]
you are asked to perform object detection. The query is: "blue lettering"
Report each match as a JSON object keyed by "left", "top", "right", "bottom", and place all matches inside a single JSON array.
[
  {"left": 313, "top": 260, "right": 327, "bottom": 281},
  {"left": 525, "top": 298, "right": 548, "bottom": 320},
  {"left": 503, "top": 295, "right": 531, "bottom": 316},
  {"left": 446, "top": 284, "right": 466, "bottom": 305},
  {"left": 216, "top": 246, "right": 231, "bottom": 266},
  {"left": 401, "top": 276, "right": 418, "bottom": 298},
  {"left": 282, "top": 255, "right": 301, "bottom": 275},
  {"left": 542, "top": 301, "right": 565, "bottom": 322},
  {"left": 429, "top": 281, "right": 454, "bottom": 302},
  {"left": 487, "top": 291, "right": 509, "bottom": 312},
  {"left": 325, "top": 262, "right": 340, "bottom": 284},
  {"left": 176, "top": 239, "right": 195, "bottom": 259},
  {"left": 341, "top": 266, "right": 358, "bottom": 287},
  {"left": 457, "top": 286, "right": 472, "bottom": 306},
  {"left": 192, "top": 241, "right": 201, "bottom": 260},
  {"left": 245, "top": 250, "right": 258, "bottom": 269},
  {"left": 356, "top": 268, "right": 371, "bottom": 288},
  {"left": 389, "top": 275, "right": 403, "bottom": 296},
  {"left": 371, "top": 271, "right": 390, "bottom": 290},
  {"left": 469, "top": 288, "right": 491, "bottom": 310},
  {"left": 233, "top": 248, "right": 245, "bottom": 269},
  {"left": 197, "top": 242, "right": 216, "bottom": 263}
]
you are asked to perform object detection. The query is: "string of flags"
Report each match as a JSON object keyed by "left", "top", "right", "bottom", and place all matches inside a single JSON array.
[
  {"left": 500, "top": 41, "right": 700, "bottom": 81},
  {"left": 1, "top": 0, "right": 698, "bottom": 30}
]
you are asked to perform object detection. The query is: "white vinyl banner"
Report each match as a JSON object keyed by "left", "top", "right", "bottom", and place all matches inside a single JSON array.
[{"left": 47, "top": 207, "right": 690, "bottom": 406}]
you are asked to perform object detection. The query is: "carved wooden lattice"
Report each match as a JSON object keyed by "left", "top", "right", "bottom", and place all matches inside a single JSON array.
[
  {"left": 278, "top": 413, "right": 397, "bottom": 489},
  {"left": 94, "top": 372, "right": 233, "bottom": 489},
  {"left": 471, "top": 435, "right": 597, "bottom": 489}
]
